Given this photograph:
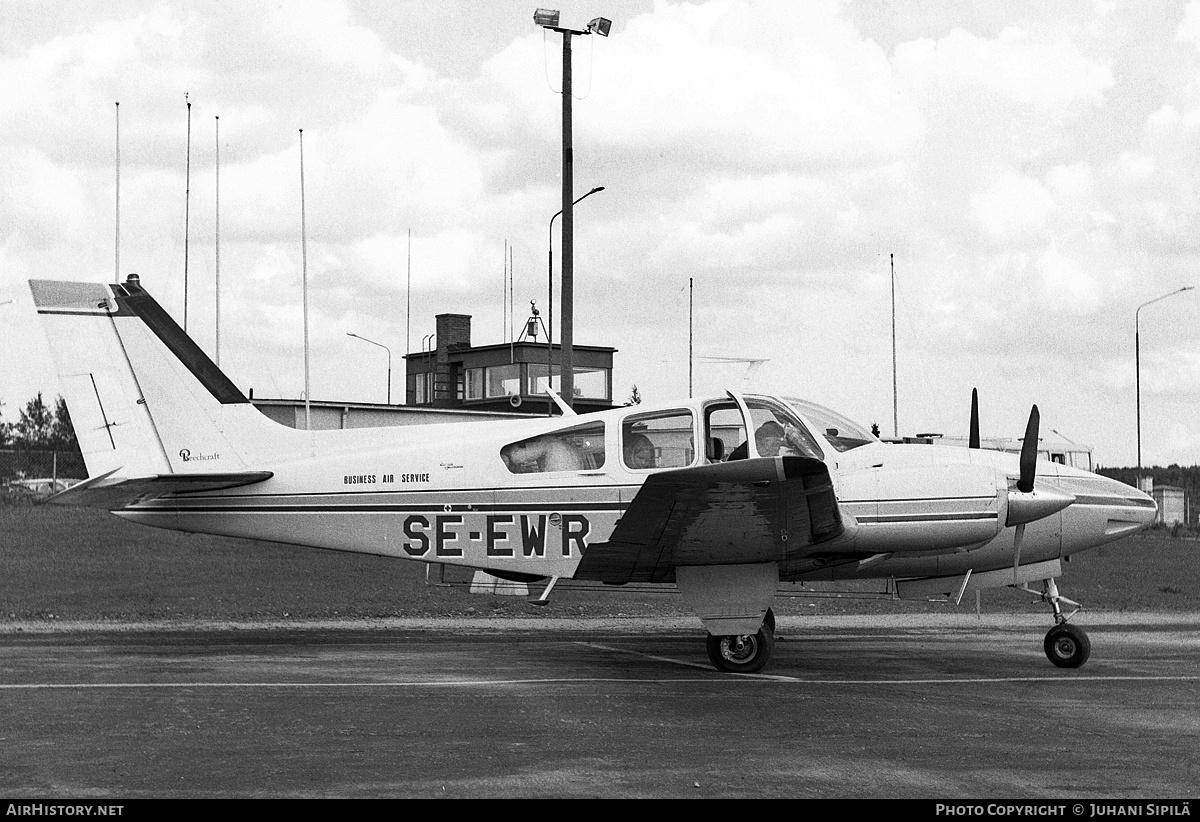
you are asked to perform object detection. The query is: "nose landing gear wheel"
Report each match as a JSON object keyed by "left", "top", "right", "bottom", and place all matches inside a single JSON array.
[
  {"left": 706, "top": 626, "right": 775, "bottom": 673},
  {"left": 1044, "top": 622, "right": 1090, "bottom": 668}
]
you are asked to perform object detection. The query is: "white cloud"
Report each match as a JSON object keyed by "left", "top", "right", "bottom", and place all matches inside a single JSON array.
[
  {"left": 895, "top": 26, "right": 1113, "bottom": 113},
  {"left": 1178, "top": 0, "right": 1200, "bottom": 47},
  {"left": 970, "top": 171, "right": 1055, "bottom": 243},
  {"left": 1036, "top": 243, "right": 1101, "bottom": 314}
]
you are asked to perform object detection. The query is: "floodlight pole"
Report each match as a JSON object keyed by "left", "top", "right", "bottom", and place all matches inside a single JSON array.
[
  {"left": 537, "top": 11, "right": 609, "bottom": 409},
  {"left": 559, "top": 30, "right": 577, "bottom": 409},
  {"left": 1135, "top": 285, "right": 1193, "bottom": 484}
]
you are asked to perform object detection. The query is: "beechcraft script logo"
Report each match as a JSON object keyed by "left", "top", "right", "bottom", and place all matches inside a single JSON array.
[{"left": 179, "top": 448, "right": 220, "bottom": 462}]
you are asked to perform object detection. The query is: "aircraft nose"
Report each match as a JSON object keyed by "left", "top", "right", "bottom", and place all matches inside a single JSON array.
[
  {"left": 1089, "top": 474, "right": 1158, "bottom": 535},
  {"left": 1052, "top": 471, "right": 1158, "bottom": 550},
  {"left": 1125, "top": 480, "right": 1158, "bottom": 527}
]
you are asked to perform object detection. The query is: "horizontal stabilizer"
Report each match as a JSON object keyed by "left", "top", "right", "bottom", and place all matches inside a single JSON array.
[
  {"left": 47, "top": 469, "right": 273, "bottom": 509},
  {"left": 575, "top": 456, "right": 843, "bottom": 584}
]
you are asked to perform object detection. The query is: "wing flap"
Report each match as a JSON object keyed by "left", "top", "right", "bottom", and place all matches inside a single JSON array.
[
  {"left": 46, "top": 468, "right": 273, "bottom": 509},
  {"left": 575, "top": 456, "right": 842, "bottom": 584}
]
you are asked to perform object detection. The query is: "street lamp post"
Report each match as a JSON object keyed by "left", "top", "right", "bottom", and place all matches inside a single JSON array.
[
  {"left": 548, "top": 186, "right": 605, "bottom": 395},
  {"left": 347, "top": 332, "right": 392, "bottom": 405},
  {"left": 1135, "top": 286, "right": 1193, "bottom": 484},
  {"left": 535, "top": 9, "right": 610, "bottom": 409}
]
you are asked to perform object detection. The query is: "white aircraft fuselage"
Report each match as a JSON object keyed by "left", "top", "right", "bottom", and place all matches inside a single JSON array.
[{"left": 29, "top": 276, "right": 1157, "bottom": 673}]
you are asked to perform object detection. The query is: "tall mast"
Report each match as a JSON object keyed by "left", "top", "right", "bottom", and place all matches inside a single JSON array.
[
  {"left": 114, "top": 101, "right": 120, "bottom": 284},
  {"left": 214, "top": 115, "right": 221, "bottom": 367},
  {"left": 300, "top": 129, "right": 310, "bottom": 430},
  {"left": 184, "top": 94, "right": 192, "bottom": 331}
]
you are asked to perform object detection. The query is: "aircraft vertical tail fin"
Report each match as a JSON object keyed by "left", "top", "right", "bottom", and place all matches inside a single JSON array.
[{"left": 29, "top": 277, "right": 299, "bottom": 482}]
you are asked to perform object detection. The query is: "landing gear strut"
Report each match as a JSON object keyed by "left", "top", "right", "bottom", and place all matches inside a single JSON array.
[
  {"left": 1038, "top": 578, "right": 1090, "bottom": 669},
  {"left": 705, "top": 608, "right": 775, "bottom": 674}
]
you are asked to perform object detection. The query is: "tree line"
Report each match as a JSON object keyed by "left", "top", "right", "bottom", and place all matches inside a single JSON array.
[{"left": 1, "top": 393, "right": 80, "bottom": 451}]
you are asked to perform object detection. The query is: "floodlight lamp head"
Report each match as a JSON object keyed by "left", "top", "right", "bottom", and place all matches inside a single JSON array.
[
  {"left": 588, "top": 16, "right": 612, "bottom": 36},
  {"left": 534, "top": 8, "right": 560, "bottom": 28}
]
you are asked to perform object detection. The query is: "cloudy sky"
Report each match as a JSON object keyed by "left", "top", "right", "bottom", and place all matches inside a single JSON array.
[{"left": 2, "top": 0, "right": 1199, "bottom": 468}]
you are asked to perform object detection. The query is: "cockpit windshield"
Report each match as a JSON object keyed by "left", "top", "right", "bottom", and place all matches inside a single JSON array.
[{"left": 783, "top": 398, "right": 878, "bottom": 453}]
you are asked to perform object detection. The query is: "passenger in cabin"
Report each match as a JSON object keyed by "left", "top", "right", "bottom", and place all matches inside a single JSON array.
[
  {"left": 503, "top": 435, "right": 584, "bottom": 473},
  {"left": 623, "top": 433, "right": 657, "bottom": 469}
]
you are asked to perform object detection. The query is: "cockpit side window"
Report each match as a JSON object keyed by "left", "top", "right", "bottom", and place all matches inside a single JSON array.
[
  {"left": 744, "top": 399, "right": 824, "bottom": 460},
  {"left": 622, "top": 410, "right": 695, "bottom": 470},
  {"left": 501, "top": 422, "right": 606, "bottom": 474},
  {"left": 705, "top": 404, "right": 747, "bottom": 462}
]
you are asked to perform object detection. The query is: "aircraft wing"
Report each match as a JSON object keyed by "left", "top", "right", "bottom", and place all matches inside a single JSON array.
[
  {"left": 575, "top": 456, "right": 842, "bottom": 584},
  {"left": 46, "top": 468, "right": 274, "bottom": 509}
]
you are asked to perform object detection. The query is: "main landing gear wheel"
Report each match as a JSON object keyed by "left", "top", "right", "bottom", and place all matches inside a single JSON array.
[
  {"left": 1044, "top": 622, "right": 1090, "bottom": 669},
  {"left": 706, "top": 626, "right": 775, "bottom": 674}
]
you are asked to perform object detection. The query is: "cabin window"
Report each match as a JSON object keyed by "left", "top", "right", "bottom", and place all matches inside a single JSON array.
[
  {"left": 745, "top": 399, "right": 824, "bottom": 459},
  {"left": 705, "top": 404, "right": 746, "bottom": 462},
  {"left": 622, "top": 410, "right": 695, "bottom": 470},
  {"left": 785, "top": 398, "right": 876, "bottom": 452},
  {"left": 501, "top": 422, "right": 606, "bottom": 474},
  {"left": 712, "top": 398, "right": 824, "bottom": 461}
]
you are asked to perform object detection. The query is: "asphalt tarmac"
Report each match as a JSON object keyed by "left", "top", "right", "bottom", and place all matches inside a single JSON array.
[{"left": 3, "top": 614, "right": 1200, "bottom": 798}]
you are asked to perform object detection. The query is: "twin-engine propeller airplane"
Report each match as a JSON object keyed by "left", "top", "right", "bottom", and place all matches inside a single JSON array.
[{"left": 28, "top": 276, "right": 1157, "bottom": 674}]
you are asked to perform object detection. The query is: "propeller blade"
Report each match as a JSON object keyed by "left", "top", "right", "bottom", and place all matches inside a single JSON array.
[
  {"left": 1017, "top": 405, "right": 1039, "bottom": 493},
  {"left": 969, "top": 388, "right": 980, "bottom": 449}
]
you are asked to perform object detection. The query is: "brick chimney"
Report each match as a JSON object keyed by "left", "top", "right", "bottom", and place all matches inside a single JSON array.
[{"left": 433, "top": 314, "right": 471, "bottom": 405}]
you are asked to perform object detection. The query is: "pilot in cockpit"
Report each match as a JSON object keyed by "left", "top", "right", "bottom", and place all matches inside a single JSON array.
[{"left": 728, "top": 420, "right": 816, "bottom": 460}]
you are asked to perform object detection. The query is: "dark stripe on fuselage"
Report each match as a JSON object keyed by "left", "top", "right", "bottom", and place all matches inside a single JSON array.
[
  {"left": 117, "top": 280, "right": 248, "bottom": 405},
  {"left": 840, "top": 495, "right": 997, "bottom": 504},
  {"left": 128, "top": 499, "right": 626, "bottom": 515},
  {"left": 1070, "top": 494, "right": 1157, "bottom": 509},
  {"left": 856, "top": 512, "right": 999, "bottom": 524}
]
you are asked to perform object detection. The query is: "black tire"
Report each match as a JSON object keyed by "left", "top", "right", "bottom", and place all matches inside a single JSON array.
[
  {"left": 1044, "top": 622, "right": 1091, "bottom": 669},
  {"left": 706, "top": 627, "right": 775, "bottom": 674}
]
